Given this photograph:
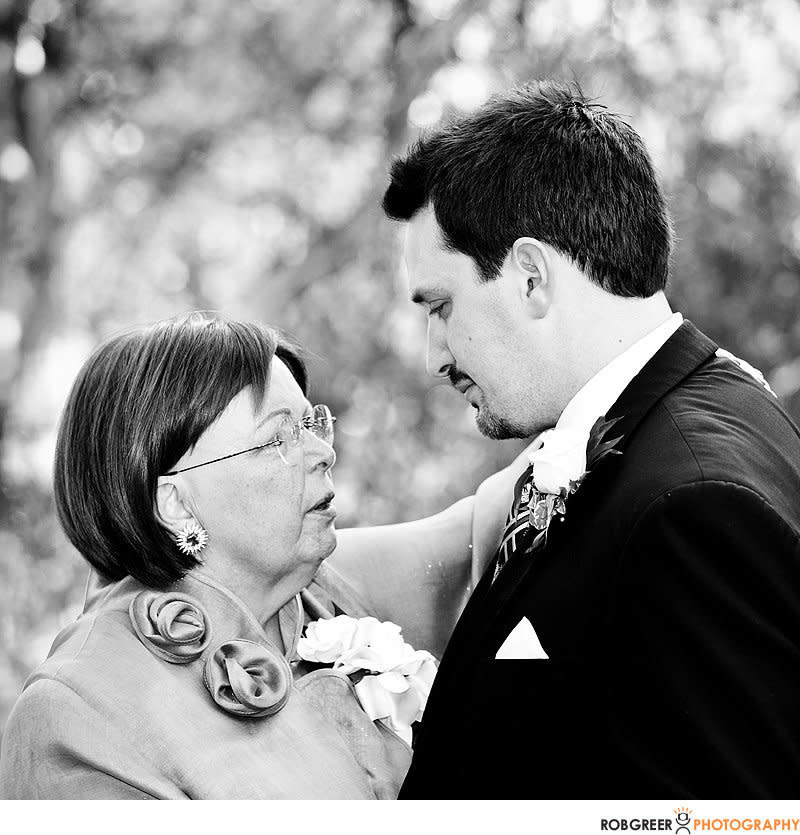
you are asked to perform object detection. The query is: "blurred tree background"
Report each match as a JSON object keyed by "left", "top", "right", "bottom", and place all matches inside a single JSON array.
[{"left": 1, "top": 0, "right": 800, "bottom": 738}]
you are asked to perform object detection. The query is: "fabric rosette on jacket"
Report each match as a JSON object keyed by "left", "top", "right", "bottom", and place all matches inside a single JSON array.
[
  {"left": 129, "top": 590, "right": 212, "bottom": 664},
  {"left": 203, "top": 639, "right": 291, "bottom": 718}
]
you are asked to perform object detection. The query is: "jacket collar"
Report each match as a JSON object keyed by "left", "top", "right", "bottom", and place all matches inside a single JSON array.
[
  {"left": 554, "top": 312, "right": 684, "bottom": 440},
  {"left": 604, "top": 319, "right": 717, "bottom": 454},
  {"left": 84, "top": 569, "right": 303, "bottom": 660}
]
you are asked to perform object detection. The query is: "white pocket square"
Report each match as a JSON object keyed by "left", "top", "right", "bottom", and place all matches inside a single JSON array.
[{"left": 495, "top": 616, "right": 549, "bottom": 660}]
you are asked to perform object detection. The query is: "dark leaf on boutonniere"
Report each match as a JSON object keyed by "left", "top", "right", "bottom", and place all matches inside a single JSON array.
[
  {"left": 586, "top": 415, "right": 625, "bottom": 470},
  {"left": 524, "top": 528, "right": 549, "bottom": 555}
]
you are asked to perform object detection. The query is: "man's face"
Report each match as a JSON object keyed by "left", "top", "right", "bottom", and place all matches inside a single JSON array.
[{"left": 404, "top": 207, "right": 537, "bottom": 439}]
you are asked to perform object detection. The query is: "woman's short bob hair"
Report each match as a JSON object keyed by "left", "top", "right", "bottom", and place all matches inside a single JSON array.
[{"left": 54, "top": 312, "right": 307, "bottom": 588}]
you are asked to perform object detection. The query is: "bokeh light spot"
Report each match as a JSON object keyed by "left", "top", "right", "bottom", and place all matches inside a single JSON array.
[
  {"left": 111, "top": 123, "right": 145, "bottom": 157},
  {"left": 29, "top": 0, "right": 61, "bottom": 25},
  {"left": 0, "top": 310, "right": 22, "bottom": 352},
  {"left": 408, "top": 91, "right": 443, "bottom": 127},
  {"left": 0, "top": 143, "right": 32, "bottom": 182},
  {"left": 14, "top": 36, "right": 46, "bottom": 76}
]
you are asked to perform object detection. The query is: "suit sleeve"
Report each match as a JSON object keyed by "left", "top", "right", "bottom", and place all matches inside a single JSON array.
[
  {"left": 612, "top": 480, "right": 800, "bottom": 797},
  {"left": 0, "top": 678, "right": 166, "bottom": 799}
]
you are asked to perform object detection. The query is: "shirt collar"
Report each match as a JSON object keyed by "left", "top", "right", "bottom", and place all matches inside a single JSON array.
[{"left": 555, "top": 312, "right": 684, "bottom": 439}]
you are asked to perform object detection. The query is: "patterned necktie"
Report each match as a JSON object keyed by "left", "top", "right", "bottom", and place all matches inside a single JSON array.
[{"left": 492, "top": 463, "right": 536, "bottom": 583}]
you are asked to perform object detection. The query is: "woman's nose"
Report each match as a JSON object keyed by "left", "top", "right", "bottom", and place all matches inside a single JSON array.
[{"left": 304, "top": 430, "right": 336, "bottom": 472}]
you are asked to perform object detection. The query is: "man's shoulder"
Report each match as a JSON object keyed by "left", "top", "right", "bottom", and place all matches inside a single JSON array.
[
  {"left": 661, "top": 354, "right": 799, "bottom": 470},
  {"left": 617, "top": 354, "right": 800, "bottom": 527}
]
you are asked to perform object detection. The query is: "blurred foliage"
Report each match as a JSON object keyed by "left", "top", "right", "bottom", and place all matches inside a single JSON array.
[{"left": 1, "top": 0, "right": 800, "bottom": 737}]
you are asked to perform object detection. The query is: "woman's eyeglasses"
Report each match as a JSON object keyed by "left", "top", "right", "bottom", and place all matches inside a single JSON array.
[{"left": 163, "top": 404, "right": 335, "bottom": 475}]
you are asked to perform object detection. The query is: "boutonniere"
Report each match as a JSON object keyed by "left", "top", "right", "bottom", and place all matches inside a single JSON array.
[
  {"left": 526, "top": 416, "right": 624, "bottom": 534},
  {"left": 296, "top": 615, "right": 437, "bottom": 745}
]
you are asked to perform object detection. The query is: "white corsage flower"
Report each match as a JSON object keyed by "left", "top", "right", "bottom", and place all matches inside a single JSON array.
[
  {"left": 528, "top": 426, "right": 588, "bottom": 496},
  {"left": 296, "top": 614, "right": 360, "bottom": 664},
  {"left": 297, "top": 614, "right": 437, "bottom": 745}
]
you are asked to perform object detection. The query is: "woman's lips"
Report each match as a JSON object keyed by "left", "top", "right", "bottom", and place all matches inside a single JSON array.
[{"left": 308, "top": 493, "right": 336, "bottom": 517}]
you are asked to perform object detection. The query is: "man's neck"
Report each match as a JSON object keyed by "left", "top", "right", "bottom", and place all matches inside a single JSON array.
[{"left": 559, "top": 291, "right": 674, "bottom": 405}]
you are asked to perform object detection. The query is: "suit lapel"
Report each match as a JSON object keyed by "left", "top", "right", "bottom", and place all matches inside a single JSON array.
[{"left": 454, "top": 320, "right": 719, "bottom": 660}]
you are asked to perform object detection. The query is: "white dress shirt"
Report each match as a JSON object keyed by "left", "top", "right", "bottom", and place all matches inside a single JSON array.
[{"left": 552, "top": 312, "right": 684, "bottom": 444}]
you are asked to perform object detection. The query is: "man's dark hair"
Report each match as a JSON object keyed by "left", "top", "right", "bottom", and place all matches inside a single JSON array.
[
  {"left": 383, "top": 79, "right": 673, "bottom": 297},
  {"left": 54, "top": 312, "right": 307, "bottom": 588}
]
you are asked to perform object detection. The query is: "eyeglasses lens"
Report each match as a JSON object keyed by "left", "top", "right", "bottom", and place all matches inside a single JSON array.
[{"left": 310, "top": 404, "right": 334, "bottom": 444}]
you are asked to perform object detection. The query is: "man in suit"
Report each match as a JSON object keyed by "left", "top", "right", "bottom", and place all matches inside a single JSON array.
[{"left": 382, "top": 80, "right": 800, "bottom": 798}]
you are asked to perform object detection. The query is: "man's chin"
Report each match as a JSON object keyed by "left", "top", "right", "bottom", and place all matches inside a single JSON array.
[{"left": 475, "top": 405, "right": 530, "bottom": 440}]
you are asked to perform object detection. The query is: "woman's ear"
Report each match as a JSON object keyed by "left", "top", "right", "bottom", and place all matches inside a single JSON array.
[
  {"left": 155, "top": 480, "right": 196, "bottom": 537},
  {"left": 511, "top": 237, "right": 553, "bottom": 319}
]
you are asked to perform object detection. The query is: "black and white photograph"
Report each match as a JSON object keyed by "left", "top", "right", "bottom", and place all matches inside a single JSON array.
[{"left": 1, "top": 0, "right": 800, "bottom": 810}]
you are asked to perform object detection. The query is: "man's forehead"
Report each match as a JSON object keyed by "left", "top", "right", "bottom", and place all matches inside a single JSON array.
[
  {"left": 404, "top": 209, "right": 465, "bottom": 301},
  {"left": 404, "top": 206, "right": 446, "bottom": 262}
]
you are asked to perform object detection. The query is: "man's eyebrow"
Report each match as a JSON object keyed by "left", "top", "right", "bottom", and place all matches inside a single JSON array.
[{"left": 410, "top": 287, "right": 447, "bottom": 305}]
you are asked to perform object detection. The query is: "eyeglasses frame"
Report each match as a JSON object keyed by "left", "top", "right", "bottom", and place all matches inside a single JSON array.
[{"left": 163, "top": 404, "right": 335, "bottom": 476}]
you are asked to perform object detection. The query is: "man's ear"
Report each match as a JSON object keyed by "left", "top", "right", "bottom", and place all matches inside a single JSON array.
[
  {"left": 155, "top": 480, "right": 196, "bottom": 537},
  {"left": 510, "top": 237, "right": 552, "bottom": 319}
]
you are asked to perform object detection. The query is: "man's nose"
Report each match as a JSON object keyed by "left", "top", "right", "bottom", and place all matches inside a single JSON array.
[{"left": 426, "top": 320, "right": 455, "bottom": 378}]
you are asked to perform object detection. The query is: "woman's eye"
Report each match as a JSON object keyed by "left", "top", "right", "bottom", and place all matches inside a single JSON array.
[
  {"left": 266, "top": 418, "right": 295, "bottom": 447},
  {"left": 429, "top": 302, "right": 449, "bottom": 319}
]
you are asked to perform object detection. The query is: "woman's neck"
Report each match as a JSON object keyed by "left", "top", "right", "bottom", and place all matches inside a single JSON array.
[{"left": 197, "top": 556, "right": 296, "bottom": 630}]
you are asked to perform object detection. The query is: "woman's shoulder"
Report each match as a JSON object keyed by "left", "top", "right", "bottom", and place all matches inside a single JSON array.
[
  {"left": 30, "top": 596, "right": 157, "bottom": 695},
  {"left": 0, "top": 597, "right": 192, "bottom": 799},
  {"left": 8, "top": 581, "right": 187, "bottom": 750},
  {"left": 3, "top": 606, "right": 150, "bottom": 727},
  {"left": 0, "top": 645, "right": 173, "bottom": 799}
]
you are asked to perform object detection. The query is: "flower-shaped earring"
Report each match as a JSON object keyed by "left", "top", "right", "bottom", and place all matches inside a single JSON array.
[{"left": 175, "top": 520, "right": 209, "bottom": 556}]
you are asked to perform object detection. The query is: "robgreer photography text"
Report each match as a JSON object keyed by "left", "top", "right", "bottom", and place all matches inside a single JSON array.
[{"left": 601, "top": 820, "right": 800, "bottom": 832}]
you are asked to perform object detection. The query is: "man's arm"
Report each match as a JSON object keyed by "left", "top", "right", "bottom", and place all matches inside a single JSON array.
[
  {"left": 328, "top": 497, "right": 474, "bottom": 659},
  {"left": 612, "top": 480, "right": 800, "bottom": 797},
  {"left": 327, "top": 443, "right": 535, "bottom": 658}
]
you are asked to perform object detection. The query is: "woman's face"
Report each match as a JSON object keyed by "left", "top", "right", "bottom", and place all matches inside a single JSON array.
[{"left": 170, "top": 357, "right": 336, "bottom": 594}]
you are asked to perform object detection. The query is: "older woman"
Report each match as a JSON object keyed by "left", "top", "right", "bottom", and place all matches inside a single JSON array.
[{"left": 0, "top": 312, "right": 513, "bottom": 800}]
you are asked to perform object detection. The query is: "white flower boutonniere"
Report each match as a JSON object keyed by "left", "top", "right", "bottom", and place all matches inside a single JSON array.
[
  {"left": 526, "top": 416, "right": 624, "bottom": 533},
  {"left": 297, "top": 615, "right": 437, "bottom": 745}
]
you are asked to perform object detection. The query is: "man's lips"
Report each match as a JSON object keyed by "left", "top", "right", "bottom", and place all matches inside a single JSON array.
[{"left": 452, "top": 377, "right": 476, "bottom": 395}]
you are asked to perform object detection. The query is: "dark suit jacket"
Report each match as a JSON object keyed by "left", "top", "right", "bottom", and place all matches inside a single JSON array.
[{"left": 401, "top": 322, "right": 800, "bottom": 799}]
